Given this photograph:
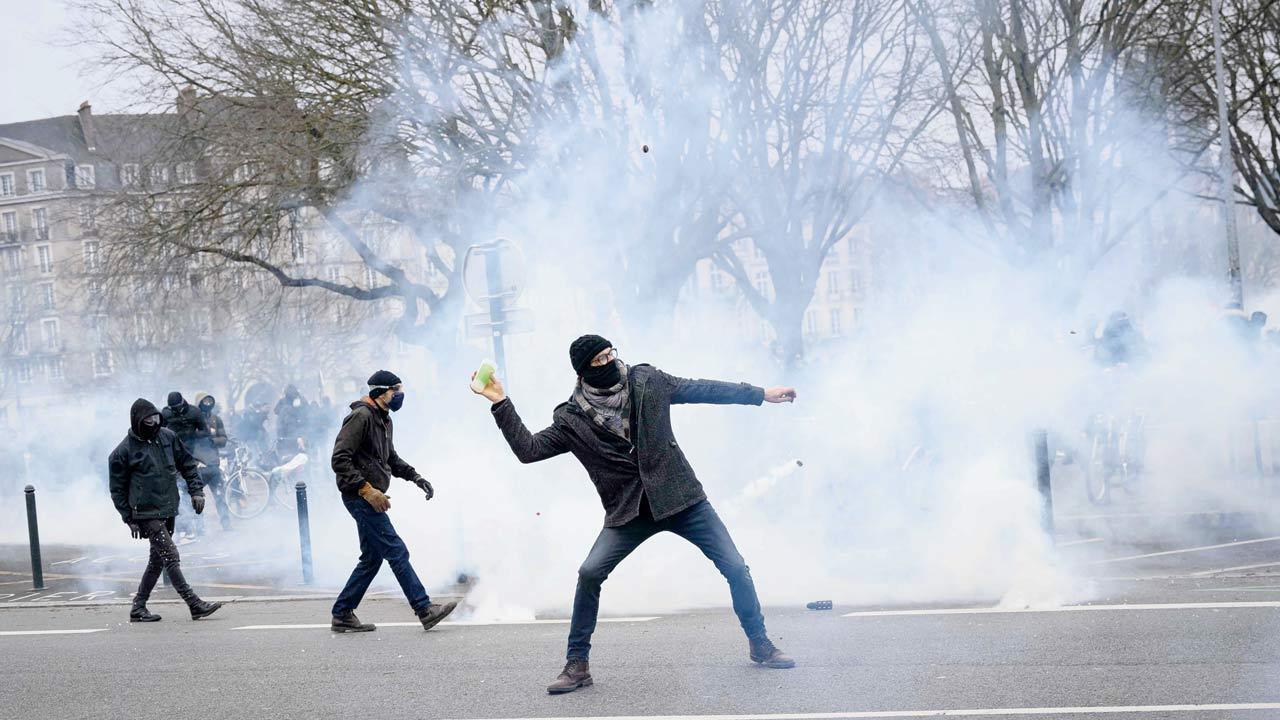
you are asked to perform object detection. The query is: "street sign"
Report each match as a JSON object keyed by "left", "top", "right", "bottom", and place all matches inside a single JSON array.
[
  {"left": 462, "top": 239, "right": 526, "bottom": 306},
  {"left": 464, "top": 309, "right": 535, "bottom": 340}
]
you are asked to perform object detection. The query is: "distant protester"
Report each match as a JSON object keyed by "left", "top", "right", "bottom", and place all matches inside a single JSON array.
[
  {"left": 194, "top": 393, "right": 233, "bottom": 531},
  {"left": 108, "top": 398, "right": 223, "bottom": 623},
  {"left": 329, "top": 370, "right": 457, "bottom": 633},
  {"left": 162, "top": 391, "right": 211, "bottom": 538},
  {"left": 474, "top": 334, "right": 799, "bottom": 695}
]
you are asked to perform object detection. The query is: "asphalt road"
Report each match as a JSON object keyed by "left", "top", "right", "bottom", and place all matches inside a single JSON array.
[{"left": 2, "top": 582, "right": 1279, "bottom": 720}]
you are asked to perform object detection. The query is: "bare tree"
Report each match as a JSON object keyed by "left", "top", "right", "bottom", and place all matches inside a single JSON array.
[
  {"left": 914, "top": 0, "right": 1205, "bottom": 280},
  {"left": 1164, "top": 0, "right": 1280, "bottom": 236},
  {"left": 710, "top": 0, "right": 938, "bottom": 367},
  {"left": 73, "top": 0, "right": 576, "bottom": 356}
]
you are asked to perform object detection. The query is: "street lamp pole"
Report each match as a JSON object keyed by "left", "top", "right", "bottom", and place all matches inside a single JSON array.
[{"left": 1211, "top": 0, "right": 1243, "bottom": 307}]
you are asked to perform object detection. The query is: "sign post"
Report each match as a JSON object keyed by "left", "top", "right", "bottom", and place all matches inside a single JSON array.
[{"left": 462, "top": 240, "right": 533, "bottom": 388}]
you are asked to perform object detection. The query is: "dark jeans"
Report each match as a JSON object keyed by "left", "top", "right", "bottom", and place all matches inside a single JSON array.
[
  {"left": 567, "top": 499, "right": 766, "bottom": 660},
  {"left": 134, "top": 518, "right": 199, "bottom": 609},
  {"left": 198, "top": 465, "right": 232, "bottom": 530},
  {"left": 332, "top": 498, "right": 430, "bottom": 616}
]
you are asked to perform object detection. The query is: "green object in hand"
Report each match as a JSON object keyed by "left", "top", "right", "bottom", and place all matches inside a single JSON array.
[{"left": 471, "top": 359, "right": 496, "bottom": 393}]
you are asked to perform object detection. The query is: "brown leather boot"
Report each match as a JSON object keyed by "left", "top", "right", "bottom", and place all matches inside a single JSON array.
[
  {"left": 749, "top": 637, "right": 796, "bottom": 668},
  {"left": 416, "top": 601, "right": 458, "bottom": 630},
  {"left": 547, "top": 659, "right": 592, "bottom": 694}
]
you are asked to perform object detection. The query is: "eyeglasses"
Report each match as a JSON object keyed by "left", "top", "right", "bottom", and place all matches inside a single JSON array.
[{"left": 590, "top": 348, "right": 618, "bottom": 367}]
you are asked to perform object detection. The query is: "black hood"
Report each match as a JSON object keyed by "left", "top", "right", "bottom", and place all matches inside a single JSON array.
[{"left": 131, "top": 398, "right": 162, "bottom": 436}]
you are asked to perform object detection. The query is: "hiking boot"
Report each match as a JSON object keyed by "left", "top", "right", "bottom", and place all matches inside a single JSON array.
[
  {"left": 331, "top": 612, "right": 376, "bottom": 633},
  {"left": 189, "top": 600, "right": 223, "bottom": 620},
  {"left": 547, "top": 659, "right": 592, "bottom": 694},
  {"left": 415, "top": 601, "right": 457, "bottom": 631},
  {"left": 129, "top": 607, "right": 162, "bottom": 623},
  {"left": 749, "top": 637, "right": 796, "bottom": 669}
]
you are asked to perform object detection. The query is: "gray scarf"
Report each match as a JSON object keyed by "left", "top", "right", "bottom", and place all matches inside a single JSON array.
[{"left": 573, "top": 361, "right": 631, "bottom": 441}]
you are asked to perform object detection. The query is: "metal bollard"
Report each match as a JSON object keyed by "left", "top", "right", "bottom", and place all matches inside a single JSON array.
[
  {"left": 24, "top": 486, "right": 44, "bottom": 590},
  {"left": 295, "top": 481, "right": 314, "bottom": 585},
  {"left": 1034, "top": 430, "right": 1054, "bottom": 538}
]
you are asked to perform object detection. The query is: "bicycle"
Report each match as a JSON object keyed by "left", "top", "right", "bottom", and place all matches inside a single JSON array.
[
  {"left": 221, "top": 441, "right": 306, "bottom": 519},
  {"left": 1083, "top": 411, "right": 1145, "bottom": 505}
]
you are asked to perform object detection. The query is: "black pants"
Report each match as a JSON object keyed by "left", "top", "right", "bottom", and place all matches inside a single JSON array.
[
  {"left": 133, "top": 518, "right": 199, "bottom": 609},
  {"left": 567, "top": 499, "right": 766, "bottom": 660},
  {"left": 199, "top": 465, "right": 231, "bottom": 529}
]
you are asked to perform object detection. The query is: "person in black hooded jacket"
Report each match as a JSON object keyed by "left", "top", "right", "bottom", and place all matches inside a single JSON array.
[{"left": 108, "top": 398, "right": 223, "bottom": 623}]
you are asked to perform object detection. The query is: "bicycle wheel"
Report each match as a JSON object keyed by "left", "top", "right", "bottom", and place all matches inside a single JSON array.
[
  {"left": 271, "top": 475, "right": 298, "bottom": 511},
  {"left": 1084, "top": 432, "right": 1112, "bottom": 506},
  {"left": 224, "top": 469, "right": 272, "bottom": 519}
]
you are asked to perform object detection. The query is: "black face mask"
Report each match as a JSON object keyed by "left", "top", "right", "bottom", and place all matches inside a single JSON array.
[
  {"left": 582, "top": 360, "right": 622, "bottom": 389},
  {"left": 387, "top": 391, "right": 405, "bottom": 412},
  {"left": 139, "top": 415, "right": 162, "bottom": 439},
  {"left": 200, "top": 401, "right": 214, "bottom": 414}
]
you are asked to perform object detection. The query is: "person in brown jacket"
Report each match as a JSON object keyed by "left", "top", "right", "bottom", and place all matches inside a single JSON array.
[{"left": 329, "top": 369, "right": 457, "bottom": 633}]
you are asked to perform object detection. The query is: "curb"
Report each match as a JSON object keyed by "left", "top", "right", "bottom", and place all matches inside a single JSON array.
[{"left": 0, "top": 593, "right": 465, "bottom": 610}]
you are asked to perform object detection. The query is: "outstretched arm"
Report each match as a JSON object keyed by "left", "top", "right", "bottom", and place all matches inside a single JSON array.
[
  {"left": 473, "top": 374, "right": 572, "bottom": 463},
  {"left": 665, "top": 370, "right": 795, "bottom": 406}
]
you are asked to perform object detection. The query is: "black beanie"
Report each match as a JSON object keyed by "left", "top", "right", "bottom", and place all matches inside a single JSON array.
[
  {"left": 367, "top": 370, "right": 402, "bottom": 398},
  {"left": 569, "top": 335, "right": 612, "bottom": 375},
  {"left": 167, "top": 391, "right": 184, "bottom": 407}
]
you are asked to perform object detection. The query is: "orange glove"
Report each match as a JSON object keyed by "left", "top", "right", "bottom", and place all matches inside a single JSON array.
[{"left": 358, "top": 483, "right": 391, "bottom": 513}]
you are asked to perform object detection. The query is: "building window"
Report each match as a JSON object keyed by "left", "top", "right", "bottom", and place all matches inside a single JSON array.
[
  {"left": 325, "top": 266, "right": 342, "bottom": 284},
  {"left": 32, "top": 208, "right": 48, "bottom": 240},
  {"left": 754, "top": 270, "right": 770, "bottom": 297},
  {"left": 1, "top": 211, "right": 16, "bottom": 241},
  {"left": 849, "top": 271, "right": 860, "bottom": 295},
  {"left": 87, "top": 279, "right": 103, "bottom": 302},
  {"left": 827, "top": 272, "right": 840, "bottom": 298},
  {"left": 805, "top": 310, "right": 819, "bottom": 335},
  {"left": 176, "top": 162, "right": 196, "bottom": 185},
  {"left": 40, "top": 318, "right": 60, "bottom": 351},
  {"left": 290, "top": 210, "right": 306, "bottom": 262},
  {"left": 3, "top": 247, "right": 22, "bottom": 272},
  {"left": 11, "top": 322, "right": 26, "bottom": 354},
  {"left": 8, "top": 285, "right": 23, "bottom": 316},
  {"left": 15, "top": 360, "right": 32, "bottom": 384},
  {"left": 364, "top": 266, "right": 377, "bottom": 289},
  {"left": 39, "top": 283, "right": 54, "bottom": 311},
  {"left": 149, "top": 165, "right": 170, "bottom": 186},
  {"left": 0, "top": 173, "right": 13, "bottom": 197},
  {"left": 27, "top": 169, "right": 45, "bottom": 193},
  {"left": 37, "top": 245, "right": 52, "bottom": 274},
  {"left": 47, "top": 357, "right": 64, "bottom": 380},
  {"left": 121, "top": 164, "right": 139, "bottom": 187},
  {"left": 133, "top": 314, "right": 152, "bottom": 345},
  {"left": 89, "top": 314, "right": 108, "bottom": 345},
  {"left": 75, "top": 165, "right": 96, "bottom": 189},
  {"left": 830, "top": 308, "right": 843, "bottom": 335},
  {"left": 79, "top": 204, "right": 96, "bottom": 232},
  {"left": 93, "top": 350, "right": 113, "bottom": 377},
  {"left": 83, "top": 240, "right": 100, "bottom": 271},
  {"left": 710, "top": 268, "right": 729, "bottom": 291}
]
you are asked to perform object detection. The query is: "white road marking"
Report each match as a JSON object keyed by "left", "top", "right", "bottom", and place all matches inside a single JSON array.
[
  {"left": 1055, "top": 537, "right": 1103, "bottom": 548},
  {"left": 443, "top": 704, "right": 1280, "bottom": 719},
  {"left": 0, "top": 629, "right": 108, "bottom": 636},
  {"left": 842, "top": 601, "right": 1280, "bottom": 618},
  {"left": 234, "top": 616, "right": 660, "bottom": 631},
  {"left": 1087, "top": 536, "right": 1280, "bottom": 565},
  {"left": 1189, "top": 561, "right": 1280, "bottom": 577}
]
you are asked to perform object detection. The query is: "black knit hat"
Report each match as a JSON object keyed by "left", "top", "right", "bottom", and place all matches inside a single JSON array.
[
  {"left": 367, "top": 370, "right": 402, "bottom": 399},
  {"left": 167, "top": 391, "right": 184, "bottom": 408},
  {"left": 569, "top": 334, "right": 612, "bottom": 375}
]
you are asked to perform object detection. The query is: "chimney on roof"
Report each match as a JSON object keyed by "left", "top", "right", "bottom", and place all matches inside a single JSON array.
[
  {"left": 77, "top": 101, "right": 97, "bottom": 152},
  {"left": 177, "top": 85, "right": 198, "bottom": 116}
]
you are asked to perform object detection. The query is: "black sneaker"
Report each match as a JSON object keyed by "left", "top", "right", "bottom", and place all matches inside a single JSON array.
[
  {"left": 189, "top": 600, "right": 223, "bottom": 620},
  {"left": 331, "top": 612, "right": 376, "bottom": 633},
  {"left": 129, "top": 607, "right": 162, "bottom": 623},
  {"left": 749, "top": 637, "right": 796, "bottom": 668},
  {"left": 547, "top": 659, "right": 593, "bottom": 694},
  {"left": 415, "top": 601, "right": 458, "bottom": 630}
]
